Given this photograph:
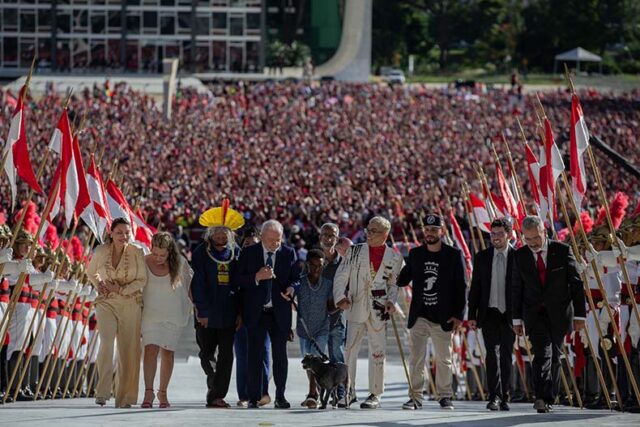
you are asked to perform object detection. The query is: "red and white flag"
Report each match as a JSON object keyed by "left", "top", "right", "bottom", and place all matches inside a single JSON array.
[
  {"left": 469, "top": 193, "right": 491, "bottom": 233},
  {"left": 39, "top": 165, "right": 61, "bottom": 242},
  {"left": 3, "top": 86, "right": 43, "bottom": 209},
  {"left": 495, "top": 161, "right": 519, "bottom": 223},
  {"left": 506, "top": 154, "right": 526, "bottom": 227},
  {"left": 86, "top": 155, "right": 111, "bottom": 242},
  {"left": 537, "top": 135, "right": 550, "bottom": 222},
  {"left": 106, "top": 179, "right": 134, "bottom": 227},
  {"left": 570, "top": 94, "right": 589, "bottom": 207},
  {"left": 132, "top": 208, "right": 156, "bottom": 248},
  {"left": 448, "top": 209, "right": 472, "bottom": 278},
  {"left": 106, "top": 179, "right": 155, "bottom": 248},
  {"left": 544, "top": 118, "right": 565, "bottom": 224},
  {"left": 58, "top": 110, "right": 92, "bottom": 228},
  {"left": 524, "top": 142, "right": 541, "bottom": 213}
]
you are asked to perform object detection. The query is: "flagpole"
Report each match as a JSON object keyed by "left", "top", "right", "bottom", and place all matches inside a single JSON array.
[
  {"left": 39, "top": 287, "right": 81, "bottom": 400},
  {"left": 502, "top": 132, "right": 530, "bottom": 216},
  {"left": 558, "top": 185, "right": 615, "bottom": 409},
  {"left": 70, "top": 318, "right": 99, "bottom": 397}
]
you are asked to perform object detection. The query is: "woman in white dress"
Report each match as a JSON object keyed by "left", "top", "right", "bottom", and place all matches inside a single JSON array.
[{"left": 140, "top": 232, "right": 193, "bottom": 408}]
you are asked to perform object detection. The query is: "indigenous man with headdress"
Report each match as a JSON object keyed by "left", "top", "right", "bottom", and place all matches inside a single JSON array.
[{"left": 191, "top": 199, "right": 244, "bottom": 408}]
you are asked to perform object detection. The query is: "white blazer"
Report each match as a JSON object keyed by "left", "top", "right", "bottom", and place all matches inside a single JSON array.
[{"left": 333, "top": 243, "right": 404, "bottom": 324}]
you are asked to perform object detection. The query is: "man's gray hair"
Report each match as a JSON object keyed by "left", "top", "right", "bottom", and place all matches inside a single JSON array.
[
  {"left": 320, "top": 223, "right": 339, "bottom": 235},
  {"left": 369, "top": 216, "right": 391, "bottom": 231},
  {"left": 522, "top": 215, "right": 544, "bottom": 231},
  {"left": 204, "top": 226, "right": 236, "bottom": 248},
  {"left": 261, "top": 219, "right": 284, "bottom": 235}
]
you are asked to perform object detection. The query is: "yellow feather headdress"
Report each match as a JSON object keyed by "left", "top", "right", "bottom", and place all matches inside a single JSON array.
[{"left": 199, "top": 199, "right": 245, "bottom": 231}]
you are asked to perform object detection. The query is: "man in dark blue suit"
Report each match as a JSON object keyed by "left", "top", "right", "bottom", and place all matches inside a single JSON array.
[{"left": 237, "top": 220, "right": 301, "bottom": 409}]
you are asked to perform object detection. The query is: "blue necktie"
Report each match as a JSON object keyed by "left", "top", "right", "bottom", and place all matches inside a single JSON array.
[{"left": 264, "top": 251, "right": 274, "bottom": 305}]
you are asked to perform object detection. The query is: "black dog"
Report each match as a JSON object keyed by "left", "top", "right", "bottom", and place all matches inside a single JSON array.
[{"left": 301, "top": 354, "right": 349, "bottom": 409}]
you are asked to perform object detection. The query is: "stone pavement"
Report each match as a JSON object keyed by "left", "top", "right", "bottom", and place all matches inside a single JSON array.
[{"left": 1, "top": 357, "right": 638, "bottom": 427}]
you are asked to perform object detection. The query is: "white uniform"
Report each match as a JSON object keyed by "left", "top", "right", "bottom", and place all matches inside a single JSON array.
[{"left": 333, "top": 243, "right": 404, "bottom": 396}]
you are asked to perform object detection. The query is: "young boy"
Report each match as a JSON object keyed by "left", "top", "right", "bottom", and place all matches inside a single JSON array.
[{"left": 296, "top": 249, "right": 332, "bottom": 409}]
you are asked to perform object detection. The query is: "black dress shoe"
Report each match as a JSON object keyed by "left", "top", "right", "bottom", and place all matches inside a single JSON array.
[
  {"left": 486, "top": 399, "right": 500, "bottom": 411},
  {"left": 274, "top": 398, "right": 291, "bottom": 409},
  {"left": 500, "top": 401, "right": 510, "bottom": 411},
  {"left": 16, "top": 390, "right": 32, "bottom": 401},
  {"left": 247, "top": 401, "right": 259, "bottom": 408}
]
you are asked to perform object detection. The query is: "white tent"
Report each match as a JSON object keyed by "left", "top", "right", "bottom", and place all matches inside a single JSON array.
[{"left": 554, "top": 47, "right": 602, "bottom": 73}]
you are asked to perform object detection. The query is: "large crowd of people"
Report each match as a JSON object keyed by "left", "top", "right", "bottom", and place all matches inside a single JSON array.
[
  {"left": 1, "top": 81, "right": 638, "bottom": 252},
  {"left": 1, "top": 80, "right": 640, "bottom": 415}
]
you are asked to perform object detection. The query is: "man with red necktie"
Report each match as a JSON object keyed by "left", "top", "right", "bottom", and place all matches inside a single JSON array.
[{"left": 512, "top": 215, "right": 586, "bottom": 413}]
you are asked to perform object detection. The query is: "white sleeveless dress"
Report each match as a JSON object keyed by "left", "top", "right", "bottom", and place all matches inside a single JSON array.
[{"left": 141, "top": 261, "right": 193, "bottom": 351}]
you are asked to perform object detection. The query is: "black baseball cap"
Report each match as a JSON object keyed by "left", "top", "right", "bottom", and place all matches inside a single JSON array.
[{"left": 422, "top": 214, "right": 443, "bottom": 227}]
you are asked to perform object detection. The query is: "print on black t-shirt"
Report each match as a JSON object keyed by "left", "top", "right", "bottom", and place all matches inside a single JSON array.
[{"left": 421, "top": 251, "right": 441, "bottom": 323}]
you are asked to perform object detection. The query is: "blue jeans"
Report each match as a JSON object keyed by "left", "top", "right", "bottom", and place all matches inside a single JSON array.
[
  {"left": 234, "top": 325, "right": 270, "bottom": 401},
  {"left": 299, "top": 334, "right": 329, "bottom": 358},
  {"left": 328, "top": 321, "right": 346, "bottom": 364},
  {"left": 327, "top": 321, "right": 346, "bottom": 398}
]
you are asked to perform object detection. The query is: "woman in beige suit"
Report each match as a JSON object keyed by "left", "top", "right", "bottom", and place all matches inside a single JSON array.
[{"left": 86, "top": 217, "right": 147, "bottom": 408}]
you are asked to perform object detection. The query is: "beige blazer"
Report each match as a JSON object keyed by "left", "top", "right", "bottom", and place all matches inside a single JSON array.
[{"left": 86, "top": 243, "right": 148, "bottom": 299}]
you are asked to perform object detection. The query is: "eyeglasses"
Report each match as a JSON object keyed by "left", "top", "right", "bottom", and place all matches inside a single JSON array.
[
  {"left": 364, "top": 228, "right": 386, "bottom": 235},
  {"left": 320, "top": 233, "right": 338, "bottom": 239}
]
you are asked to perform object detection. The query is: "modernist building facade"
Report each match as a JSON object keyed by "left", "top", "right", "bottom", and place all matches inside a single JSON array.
[{"left": 0, "top": 0, "right": 265, "bottom": 74}]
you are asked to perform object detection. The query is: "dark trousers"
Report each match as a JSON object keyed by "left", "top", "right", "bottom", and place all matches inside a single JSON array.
[
  {"left": 483, "top": 308, "right": 515, "bottom": 401},
  {"left": 234, "top": 325, "right": 270, "bottom": 401},
  {"left": 528, "top": 309, "right": 563, "bottom": 404},
  {"left": 0, "top": 345, "right": 7, "bottom": 392},
  {"left": 195, "top": 324, "right": 235, "bottom": 400},
  {"left": 247, "top": 311, "right": 288, "bottom": 402}
]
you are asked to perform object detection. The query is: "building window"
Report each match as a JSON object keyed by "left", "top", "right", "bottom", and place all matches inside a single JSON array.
[
  {"left": 246, "top": 13, "right": 260, "bottom": 30},
  {"left": 20, "top": 10, "right": 36, "bottom": 32},
  {"left": 177, "top": 12, "right": 190, "bottom": 35},
  {"left": 72, "top": 9, "right": 88, "bottom": 31},
  {"left": 4, "top": 37, "right": 18, "bottom": 64},
  {"left": 127, "top": 13, "right": 141, "bottom": 34},
  {"left": 196, "top": 14, "right": 208, "bottom": 35},
  {"left": 38, "top": 9, "right": 52, "bottom": 30},
  {"left": 108, "top": 10, "right": 121, "bottom": 34},
  {"left": 160, "top": 15, "right": 175, "bottom": 35},
  {"left": 229, "top": 16, "right": 243, "bottom": 36},
  {"left": 212, "top": 12, "right": 226, "bottom": 29},
  {"left": 58, "top": 11, "right": 72, "bottom": 33},
  {"left": 161, "top": 0, "right": 175, "bottom": 6},
  {"left": 143, "top": 11, "right": 157, "bottom": 29},
  {"left": 212, "top": 40, "right": 226, "bottom": 70},
  {"left": 91, "top": 12, "right": 106, "bottom": 34}
]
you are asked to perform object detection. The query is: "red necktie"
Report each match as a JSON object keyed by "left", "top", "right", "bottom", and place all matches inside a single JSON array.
[{"left": 536, "top": 252, "right": 546, "bottom": 286}]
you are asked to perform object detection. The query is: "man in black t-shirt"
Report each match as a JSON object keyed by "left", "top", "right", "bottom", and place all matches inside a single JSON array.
[{"left": 397, "top": 214, "right": 467, "bottom": 411}]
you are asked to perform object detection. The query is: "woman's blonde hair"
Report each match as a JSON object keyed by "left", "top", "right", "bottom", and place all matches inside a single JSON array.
[{"left": 151, "top": 232, "right": 182, "bottom": 288}]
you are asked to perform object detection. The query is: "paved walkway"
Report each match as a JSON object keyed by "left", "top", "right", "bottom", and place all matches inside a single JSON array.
[{"left": 1, "top": 357, "right": 638, "bottom": 427}]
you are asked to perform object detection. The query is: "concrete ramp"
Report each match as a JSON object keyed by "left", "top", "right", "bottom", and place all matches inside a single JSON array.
[{"left": 315, "top": 0, "right": 372, "bottom": 82}]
